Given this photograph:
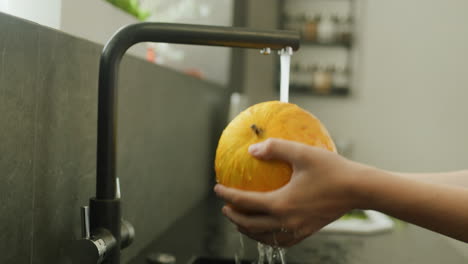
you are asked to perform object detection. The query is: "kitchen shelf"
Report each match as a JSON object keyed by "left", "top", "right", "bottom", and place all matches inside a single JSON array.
[
  {"left": 286, "top": 83, "right": 350, "bottom": 96},
  {"left": 301, "top": 39, "right": 352, "bottom": 48},
  {"left": 289, "top": 84, "right": 350, "bottom": 96},
  {"left": 278, "top": 0, "right": 356, "bottom": 97}
]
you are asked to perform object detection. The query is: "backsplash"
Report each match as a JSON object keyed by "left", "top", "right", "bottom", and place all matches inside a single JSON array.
[{"left": 0, "top": 12, "right": 228, "bottom": 263}]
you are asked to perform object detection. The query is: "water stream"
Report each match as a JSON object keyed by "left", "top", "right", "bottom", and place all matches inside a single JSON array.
[
  {"left": 234, "top": 47, "right": 293, "bottom": 264},
  {"left": 235, "top": 233, "right": 245, "bottom": 264},
  {"left": 279, "top": 47, "right": 293, "bottom": 103},
  {"left": 256, "top": 47, "right": 292, "bottom": 264},
  {"left": 257, "top": 242, "right": 286, "bottom": 264}
]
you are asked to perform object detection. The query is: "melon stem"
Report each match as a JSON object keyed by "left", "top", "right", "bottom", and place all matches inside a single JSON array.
[{"left": 250, "top": 124, "right": 263, "bottom": 136}]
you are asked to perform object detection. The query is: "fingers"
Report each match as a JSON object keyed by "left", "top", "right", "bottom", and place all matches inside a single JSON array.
[
  {"left": 222, "top": 206, "right": 311, "bottom": 247},
  {"left": 222, "top": 206, "right": 281, "bottom": 234},
  {"left": 214, "top": 184, "right": 272, "bottom": 214},
  {"left": 248, "top": 138, "right": 310, "bottom": 166},
  {"left": 239, "top": 229, "right": 308, "bottom": 248}
]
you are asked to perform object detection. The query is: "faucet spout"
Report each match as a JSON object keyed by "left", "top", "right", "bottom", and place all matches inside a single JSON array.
[{"left": 96, "top": 22, "right": 300, "bottom": 200}]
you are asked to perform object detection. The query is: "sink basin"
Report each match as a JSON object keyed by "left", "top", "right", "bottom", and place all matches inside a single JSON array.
[
  {"left": 188, "top": 256, "right": 253, "bottom": 264},
  {"left": 188, "top": 256, "right": 303, "bottom": 264}
]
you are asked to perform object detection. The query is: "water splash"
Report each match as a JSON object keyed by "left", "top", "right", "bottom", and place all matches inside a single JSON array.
[
  {"left": 257, "top": 242, "right": 287, "bottom": 264},
  {"left": 235, "top": 233, "right": 245, "bottom": 264},
  {"left": 257, "top": 242, "right": 265, "bottom": 264},
  {"left": 278, "top": 248, "right": 286, "bottom": 264}
]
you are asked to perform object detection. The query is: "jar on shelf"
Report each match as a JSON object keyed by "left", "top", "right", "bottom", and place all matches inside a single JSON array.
[
  {"left": 337, "top": 16, "right": 353, "bottom": 44},
  {"left": 312, "top": 64, "right": 332, "bottom": 93},
  {"left": 332, "top": 65, "right": 350, "bottom": 89},
  {"left": 331, "top": 14, "right": 340, "bottom": 41},
  {"left": 302, "top": 14, "right": 320, "bottom": 41},
  {"left": 317, "top": 14, "right": 337, "bottom": 43}
]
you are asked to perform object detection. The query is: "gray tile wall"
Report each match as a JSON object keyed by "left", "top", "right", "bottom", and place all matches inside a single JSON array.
[{"left": 0, "top": 12, "right": 229, "bottom": 263}]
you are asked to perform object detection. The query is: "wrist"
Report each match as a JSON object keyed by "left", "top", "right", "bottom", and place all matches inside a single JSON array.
[{"left": 345, "top": 162, "right": 388, "bottom": 210}]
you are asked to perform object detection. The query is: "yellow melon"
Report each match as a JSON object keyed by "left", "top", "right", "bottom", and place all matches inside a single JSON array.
[{"left": 215, "top": 101, "right": 336, "bottom": 192}]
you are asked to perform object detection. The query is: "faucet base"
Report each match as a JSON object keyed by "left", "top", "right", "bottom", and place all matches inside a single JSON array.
[{"left": 90, "top": 198, "right": 121, "bottom": 263}]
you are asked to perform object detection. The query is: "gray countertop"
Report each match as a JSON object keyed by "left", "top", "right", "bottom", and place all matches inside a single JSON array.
[{"left": 129, "top": 195, "right": 467, "bottom": 264}]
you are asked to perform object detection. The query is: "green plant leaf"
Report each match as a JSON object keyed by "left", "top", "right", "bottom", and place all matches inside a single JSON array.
[{"left": 105, "top": 0, "right": 150, "bottom": 21}]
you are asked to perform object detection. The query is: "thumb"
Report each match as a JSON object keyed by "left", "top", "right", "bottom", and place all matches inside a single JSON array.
[{"left": 248, "top": 138, "right": 310, "bottom": 165}]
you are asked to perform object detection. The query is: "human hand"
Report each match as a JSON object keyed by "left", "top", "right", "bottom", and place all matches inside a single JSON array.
[{"left": 214, "top": 138, "right": 364, "bottom": 247}]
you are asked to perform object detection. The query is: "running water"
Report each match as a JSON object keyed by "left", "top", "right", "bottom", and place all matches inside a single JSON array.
[
  {"left": 255, "top": 47, "right": 292, "bottom": 264},
  {"left": 279, "top": 47, "right": 293, "bottom": 103},
  {"left": 257, "top": 243, "right": 265, "bottom": 264},
  {"left": 235, "top": 234, "right": 285, "bottom": 264},
  {"left": 257, "top": 243, "right": 286, "bottom": 264},
  {"left": 234, "top": 233, "right": 245, "bottom": 264},
  {"left": 234, "top": 47, "right": 293, "bottom": 264}
]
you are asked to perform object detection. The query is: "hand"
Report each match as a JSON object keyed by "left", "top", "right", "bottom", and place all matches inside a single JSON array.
[{"left": 214, "top": 138, "right": 364, "bottom": 247}]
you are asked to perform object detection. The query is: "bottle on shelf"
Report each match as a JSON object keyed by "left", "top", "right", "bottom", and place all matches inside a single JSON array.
[
  {"left": 317, "top": 14, "right": 337, "bottom": 43},
  {"left": 332, "top": 65, "right": 350, "bottom": 89},
  {"left": 337, "top": 16, "right": 353, "bottom": 45},
  {"left": 302, "top": 14, "right": 320, "bottom": 41},
  {"left": 312, "top": 64, "right": 332, "bottom": 94},
  {"left": 331, "top": 14, "right": 340, "bottom": 42}
]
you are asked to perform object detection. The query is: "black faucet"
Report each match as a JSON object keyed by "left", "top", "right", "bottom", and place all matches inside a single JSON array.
[{"left": 72, "top": 22, "right": 299, "bottom": 264}]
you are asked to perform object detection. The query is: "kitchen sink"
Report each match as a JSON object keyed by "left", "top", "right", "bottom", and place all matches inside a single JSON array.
[
  {"left": 187, "top": 256, "right": 303, "bottom": 264},
  {"left": 188, "top": 256, "right": 254, "bottom": 264}
]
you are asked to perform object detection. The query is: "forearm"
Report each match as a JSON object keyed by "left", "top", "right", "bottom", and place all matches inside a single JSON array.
[
  {"left": 396, "top": 170, "right": 468, "bottom": 187},
  {"left": 354, "top": 166, "right": 468, "bottom": 242}
]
